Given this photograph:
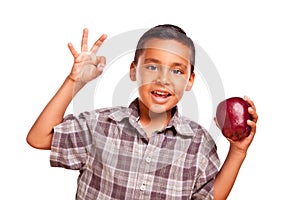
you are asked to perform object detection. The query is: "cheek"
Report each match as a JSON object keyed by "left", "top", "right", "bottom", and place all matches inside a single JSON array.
[
  {"left": 136, "top": 70, "right": 153, "bottom": 85},
  {"left": 173, "top": 76, "right": 189, "bottom": 89},
  {"left": 173, "top": 80, "right": 191, "bottom": 100}
]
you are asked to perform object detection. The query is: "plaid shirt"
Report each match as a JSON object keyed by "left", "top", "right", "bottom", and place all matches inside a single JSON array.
[{"left": 50, "top": 98, "right": 220, "bottom": 200}]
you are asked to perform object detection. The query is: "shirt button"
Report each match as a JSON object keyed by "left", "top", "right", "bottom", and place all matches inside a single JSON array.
[
  {"left": 140, "top": 183, "right": 146, "bottom": 191},
  {"left": 146, "top": 156, "right": 151, "bottom": 163}
]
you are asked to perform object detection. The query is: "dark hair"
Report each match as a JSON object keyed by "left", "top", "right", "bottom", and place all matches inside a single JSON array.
[{"left": 133, "top": 24, "right": 195, "bottom": 74}]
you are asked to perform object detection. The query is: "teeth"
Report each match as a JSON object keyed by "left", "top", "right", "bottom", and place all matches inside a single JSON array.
[
  {"left": 155, "top": 91, "right": 168, "bottom": 95},
  {"left": 153, "top": 90, "right": 170, "bottom": 96}
]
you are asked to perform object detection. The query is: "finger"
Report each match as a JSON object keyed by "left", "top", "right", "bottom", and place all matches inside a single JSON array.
[
  {"left": 94, "top": 57, "right": 106, "bottom": 77},
  {"left": 68, "top": 42, "right": 79, "bottom": 58},
  {"left": 248, "top": 107, "right": 258, "bottom": 123},
  {"left": 90, "top": 34, "right": 107, "bottom": 54},
  {"left": 244, "top": 96, "right": 258, "bottom": 122},
  {"left": 213, "top": 117, "right": 221, "bottom": 129},
  {"left": 227, "top": 137, "right": 234, "bottom": 143},
  {"left": 96, "top": 56, "right": 106, "bottom": 69},
  {"left": 247, "top": 119, "right": 257, "bottom": 135},
  {"left": 81, "top": 28, "right": 89, "bottom": 52},
  {"left": 244, "top": 95, "right": 256, "bottom": 111}
]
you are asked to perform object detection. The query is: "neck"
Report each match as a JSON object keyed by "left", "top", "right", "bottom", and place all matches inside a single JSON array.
[{"left": 138, "top": 101, "right": 172, "bottom": 137}]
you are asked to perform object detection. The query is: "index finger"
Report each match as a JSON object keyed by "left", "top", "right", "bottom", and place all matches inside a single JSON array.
[
  {"left": 244, "top": 96, "right": 258, "bottom": 123},
  {"left": 244, "top": 95, "right": 256, "bottom": 111},
  {"left": 90, "top": 34, "right": 107, "bottom": 54}
]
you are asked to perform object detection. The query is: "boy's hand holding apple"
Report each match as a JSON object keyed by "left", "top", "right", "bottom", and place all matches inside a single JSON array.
[{"left": 215, "top": 96, "right": 258, "bottom": 153}]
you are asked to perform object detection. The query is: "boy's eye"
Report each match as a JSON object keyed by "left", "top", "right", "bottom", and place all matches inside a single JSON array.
[
  {"left": 171, "top": 69, "right": 183, "bottom": 75},
  {"left": 145, "top": 65, "right": 158, "bottom": 71}
]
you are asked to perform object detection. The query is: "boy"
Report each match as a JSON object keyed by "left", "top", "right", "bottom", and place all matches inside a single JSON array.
[{"left": 27, "top": 24, "right": 258, "bottom": 199}]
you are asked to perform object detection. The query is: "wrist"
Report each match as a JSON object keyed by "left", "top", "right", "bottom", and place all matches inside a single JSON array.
[
  {"left": 65, "top": 75, "right": 86, "bottom": 95},
  {"left": 66, "top": 75, "right": 86, "bottom": 86},
  {"left": 229, "top": 145, "right": 247, "bottom": 158},
  {"left": 67, "top": 75, "right": 76, "bottom": 82}
]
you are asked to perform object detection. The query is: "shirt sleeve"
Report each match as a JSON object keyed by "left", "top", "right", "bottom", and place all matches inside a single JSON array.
[
  {"left": 50, "top": 112, "right": 95, "bottom": 170},
  {"left": 191, "top": 132, "right": 220, "bottom": 200}
]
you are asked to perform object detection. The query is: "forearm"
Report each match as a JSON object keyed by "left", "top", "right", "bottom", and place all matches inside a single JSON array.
[
  {"left": 214, "top": 146, "right": 247, "bottom": 200},
  {"left": 26, "top": 77, "right": 84, "bottom": 149}
]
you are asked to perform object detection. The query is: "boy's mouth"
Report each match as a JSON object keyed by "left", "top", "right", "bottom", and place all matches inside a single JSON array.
[
  {"left": 151, "top": 90, "right": 171, "bottom": 99},
  {"left": 152, "top": 90, "right": 171, "bottom": 97}
]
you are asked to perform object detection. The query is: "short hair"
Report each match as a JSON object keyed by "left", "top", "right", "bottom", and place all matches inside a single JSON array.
[{"left": 133, "top": 24, "right": 195, "bottom": 74}]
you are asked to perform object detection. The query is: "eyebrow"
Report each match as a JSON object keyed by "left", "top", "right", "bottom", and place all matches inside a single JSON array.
[
  {"left": 144, "top": 58, "right": 161, "bottom": 64},
  {"left": 143, "top": 58, "right": 188, "bottom": 69}
]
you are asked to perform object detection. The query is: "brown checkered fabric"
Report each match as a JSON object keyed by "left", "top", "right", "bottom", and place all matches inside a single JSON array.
[{"left": 50, "top": 98, "right": 220, "bottom": 199}]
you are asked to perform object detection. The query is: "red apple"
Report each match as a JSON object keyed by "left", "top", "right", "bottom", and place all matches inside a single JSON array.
[{"left": 216, "top": 97, "right": 252, "bottom": 141}]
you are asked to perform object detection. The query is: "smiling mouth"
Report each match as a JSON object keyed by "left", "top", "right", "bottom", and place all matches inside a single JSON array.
[{"left": 151, "top": 90, "right": 171, "bottom": 98}]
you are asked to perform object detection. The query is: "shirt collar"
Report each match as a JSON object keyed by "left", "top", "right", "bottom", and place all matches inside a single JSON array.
[
  {"left": 167, "top": 107, "right": 195, "bottom": 137},
  {"left": 108, "top": 98, "right": 195, "bottom": 137},
  {"left": 107, "top": 98, "right": 139, "bottom": 122}
]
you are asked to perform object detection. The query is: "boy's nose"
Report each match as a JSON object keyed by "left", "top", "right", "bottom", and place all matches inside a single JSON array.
[{"left": 156, "top": 66, "right": 170, "bottom": 85}]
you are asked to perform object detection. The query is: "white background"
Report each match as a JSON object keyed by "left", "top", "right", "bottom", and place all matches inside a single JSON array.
[{"left": 1, "top": 0, "right": 299, "bottom": 199}]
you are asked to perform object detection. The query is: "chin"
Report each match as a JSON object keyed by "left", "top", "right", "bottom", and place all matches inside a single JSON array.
[
  {"left": 149, "top": 105, "right": 167, "bottom": 113},
  {"left": 148, "top": 104, "right": 174, "bottom": 115}
]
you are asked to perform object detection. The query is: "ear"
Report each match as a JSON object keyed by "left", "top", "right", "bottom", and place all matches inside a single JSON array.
[
  {"left": 129, "top": 62, "right": 137, "bottom": 81},
  {"left": 185, "top": 72, "right": 195, "bottom": 91}
]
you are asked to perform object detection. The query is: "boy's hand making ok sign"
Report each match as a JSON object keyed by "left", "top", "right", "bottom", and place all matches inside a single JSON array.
[{"left": 68, "top": 28, "right": 107, "bottom": 83}]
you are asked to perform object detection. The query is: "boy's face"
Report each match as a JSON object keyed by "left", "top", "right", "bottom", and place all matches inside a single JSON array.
[{"left": 130, "top": 39, "right": 195, "bottom": 114}]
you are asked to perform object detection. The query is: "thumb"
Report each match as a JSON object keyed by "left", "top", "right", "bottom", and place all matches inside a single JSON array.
[{"left": 214, "top": 117, "right": 221, "bottom": 129}]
